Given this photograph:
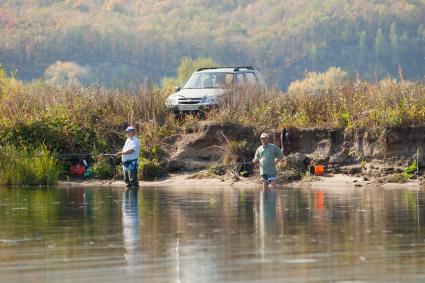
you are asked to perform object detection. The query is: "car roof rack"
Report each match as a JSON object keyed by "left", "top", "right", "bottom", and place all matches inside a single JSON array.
[
  {"left": 233, "top": 66, "right": 254, "bottom": 71},
  {"left": 196, "top": 66, "right": 255, "bottom": 72}
]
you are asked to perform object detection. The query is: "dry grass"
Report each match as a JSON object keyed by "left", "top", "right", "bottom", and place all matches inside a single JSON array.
[
  {"left": 0, "top": 82, "right": 170, "bottom": 152},
  {"left": 1, "top": 75, "right": 424, "bottom": 155},
  {"left": 212, "top": 79, "right": 425, "bottom": 130}
]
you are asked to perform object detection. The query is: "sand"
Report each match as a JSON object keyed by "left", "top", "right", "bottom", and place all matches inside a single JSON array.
[{"left": 58, "top": 172, "right": 422, "bottom": 190}]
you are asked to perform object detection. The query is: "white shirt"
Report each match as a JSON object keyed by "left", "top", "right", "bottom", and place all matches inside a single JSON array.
[{"left": 122, "top": 136, "right": 140, "bottom": 162}]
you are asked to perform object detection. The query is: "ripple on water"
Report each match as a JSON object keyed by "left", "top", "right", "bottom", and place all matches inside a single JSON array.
[
  {"left": 284, "top": 258, "right": 318, "bottom": 264},
  {"left": 0, "top": 237, "right": 42, "bottom": 244}
]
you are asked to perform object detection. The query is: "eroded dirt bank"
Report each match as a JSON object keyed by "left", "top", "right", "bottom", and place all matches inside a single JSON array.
[{"left": 160, "top": 121, "right": 425, "bottom": 185}]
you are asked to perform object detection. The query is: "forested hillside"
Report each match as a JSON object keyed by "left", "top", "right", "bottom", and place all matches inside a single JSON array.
[{"left": 0, "top": 0, "right": 424, "bottom": 88}]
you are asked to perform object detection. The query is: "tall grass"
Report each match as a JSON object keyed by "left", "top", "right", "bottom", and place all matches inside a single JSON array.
[
  {"left": 0, "top": 83, "right": 170, "bottom": 153},
  {"left": 213, "top": 79, "right": 425, "bottom": 130},
  {"left": 0, "top": 145, "right": 60, "bottom": 186}
]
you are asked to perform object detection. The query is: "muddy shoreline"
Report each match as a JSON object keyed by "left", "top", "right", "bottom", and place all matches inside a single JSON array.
[
  {"left": 58, "top": 172, "right": 422, "bottom": 190},
  {"left": 57, "top": 122, "right": 424, "bottom": 190}
]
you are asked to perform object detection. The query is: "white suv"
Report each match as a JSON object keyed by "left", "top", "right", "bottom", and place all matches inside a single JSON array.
[{"left": 165, "top": 66, "right": 265, "bottom": 114}]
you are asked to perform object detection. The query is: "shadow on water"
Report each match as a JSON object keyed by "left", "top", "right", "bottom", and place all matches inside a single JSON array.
[{"left": 1, "top": 185, "right": 425, "bottom": 282}]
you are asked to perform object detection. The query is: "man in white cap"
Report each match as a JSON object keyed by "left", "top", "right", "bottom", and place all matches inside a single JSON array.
[
  {"left": 252, "top": 132, "right": 283, "bottom": 190},
  {"left": 115, "top": 126, "right": 140, "bottom": 188}
]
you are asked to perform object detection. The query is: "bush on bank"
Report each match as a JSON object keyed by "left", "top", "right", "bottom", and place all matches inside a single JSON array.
[
  {"left": 92, "top": 156, "right": 116, "bottom": 179},
  {"left": 138, "top": 159, "right": 166, "bottom": 181},
  {"left": 0, "top": 145, "right": 60, "bottom": 186}
]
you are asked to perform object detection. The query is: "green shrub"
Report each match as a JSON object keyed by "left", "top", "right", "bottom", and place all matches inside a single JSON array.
[
  {"left": 93, "top": 156, "right": 116, "bottom": 179},
  {"left": 138, "top": 159, "right": 166, "bottom": 181},
  {"left": 338, "top": 111, "right": 351, "bottom": 127},
  {"left": 140, "top": 144, "right": 166, "bottom": 162},
  {"left": 0, "top": 145, "right": 60, "bottom": 186},
  {"left": 402, "top": 160, "right": 417, "bottom": 180},
  {"left": 207, "top": 163, "right": 226, "bottom": 176}
]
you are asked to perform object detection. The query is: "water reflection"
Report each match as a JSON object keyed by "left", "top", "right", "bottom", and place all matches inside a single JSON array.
[
  {"left": 122, "top": 189, "right": 141, "bottom": 273},
  {"left": 1, "top": 186, "right": 425, "bottom": 282}
]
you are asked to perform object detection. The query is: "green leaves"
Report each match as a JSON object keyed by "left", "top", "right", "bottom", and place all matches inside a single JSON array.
[{"left": 0, "top": 145, "right": 60, "bottom": 186}]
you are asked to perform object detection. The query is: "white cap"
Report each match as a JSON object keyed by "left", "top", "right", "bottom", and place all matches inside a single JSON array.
[
  {"left": 260, "top": 133, "right": 269, "bottom": 139},
  {"left": 125, "top": 126, "right": 136, "bottom": 132}
]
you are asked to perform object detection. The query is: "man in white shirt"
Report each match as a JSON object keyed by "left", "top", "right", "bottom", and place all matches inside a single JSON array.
[{"left": 115, "top": 126, "right": 140, "bottom": 188}]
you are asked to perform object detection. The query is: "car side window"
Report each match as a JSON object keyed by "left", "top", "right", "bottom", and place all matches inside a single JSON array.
[
  {"left": 224, "top": 73, "right": 233, "bottom": 86},
  {"left": 235, "top": 73, "right": 245, "bottom": 85},
  {"left": 244, "top": 72, "right": 257, "bottom": 85}
]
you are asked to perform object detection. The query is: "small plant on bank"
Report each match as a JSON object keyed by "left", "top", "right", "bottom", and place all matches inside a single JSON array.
[
  {"left": 140, "top": 144, "right": 166, "bottom": 162},
  {"left": 138, "top": 159, "right": 166, "bottom": 181},
  {"left": 93, "top": 156, "right": 116, "bottom": 179},
  {"left": 223, "top": 140, "right": 251, "bottom": 165},
  {"left": 220, "top": 138, "right": 255, "bottom": 177},
  {"left": 403, "top": 160, "right": 417, "bottom": 180},
  {"left": 338, "top": 111, "right": 352, "bottom": 128},
  {"left": 207, "top": 163, "right": 226, "bottom": 176}
]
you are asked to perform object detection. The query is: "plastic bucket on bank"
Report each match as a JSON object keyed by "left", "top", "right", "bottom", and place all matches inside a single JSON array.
[
  {"left": 314, "top": 165, "right": 325, "bottom": 176},
  {"left": 69, "top": 164, "right": 86, "bottom": 176}
]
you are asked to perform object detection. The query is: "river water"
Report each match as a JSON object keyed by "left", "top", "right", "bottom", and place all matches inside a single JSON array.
[{"left": 0, "top": 186, "right": 425, "bottom": 283}]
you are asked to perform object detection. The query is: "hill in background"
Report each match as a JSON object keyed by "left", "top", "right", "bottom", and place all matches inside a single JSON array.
[{"left": 0, "top": 0, "right": 424, "bottom": 88}]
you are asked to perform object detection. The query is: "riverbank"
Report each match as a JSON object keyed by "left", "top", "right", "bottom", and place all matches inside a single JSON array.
[
  {"left": 58, "top": 172, "right": 422, "bottom": 190},
  {"left": 1, "top": 73, "right": 424, "bottom": 187}
]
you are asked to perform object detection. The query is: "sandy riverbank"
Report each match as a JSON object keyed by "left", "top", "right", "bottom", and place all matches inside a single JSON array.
[{"left": 58, "top": 172, "right": 422, "bottom": 190}]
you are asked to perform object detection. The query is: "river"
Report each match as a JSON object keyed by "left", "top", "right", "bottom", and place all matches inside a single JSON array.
[{"left": 0, "top": 186, "right": 424, "bottom": 282}]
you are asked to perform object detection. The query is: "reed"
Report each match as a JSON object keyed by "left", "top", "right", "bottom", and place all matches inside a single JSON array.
[{"left": 0, "top": 145, "right": 60, "bottom": 186}]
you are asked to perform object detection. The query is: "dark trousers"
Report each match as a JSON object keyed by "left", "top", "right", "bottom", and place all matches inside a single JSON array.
[
  {"left": 122, "top": 159, "right": 139, "bottom": 187},
  {"left": 123, "top": 159, "right": 139, "bottom": 187}
]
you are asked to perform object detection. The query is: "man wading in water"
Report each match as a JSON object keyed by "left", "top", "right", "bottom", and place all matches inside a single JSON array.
[
  {"left": 253, "top": 133, "right": 283, "bottom": 190},
  {"left": 115, "top": 126, "right": 140, "bottom": 188}
]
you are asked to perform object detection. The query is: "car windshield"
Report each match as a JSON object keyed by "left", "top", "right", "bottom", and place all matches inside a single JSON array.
[{"left": 183, "top": 72, "right": 234, "bottom": 89}]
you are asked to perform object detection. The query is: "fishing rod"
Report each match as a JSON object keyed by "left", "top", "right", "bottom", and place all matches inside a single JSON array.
[
  {"left": 61, "top": 153, "right": 117, "bottom": 157},
  {"left": 213, "top": 161, "right": 255, "bottom": 169},
  {"left": 0, "top": 153, "right": 118, "bottom": 158}
]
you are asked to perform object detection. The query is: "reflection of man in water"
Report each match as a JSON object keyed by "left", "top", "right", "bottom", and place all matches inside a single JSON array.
[
  {"left": 122, "top": 189, "right": 141, "bottom": 273},
  {"left": 256, "top": 189, "right": 277, "bottom": 260},
  {"left": 260, "top": 189, "right": 277, "bottom": 235}
]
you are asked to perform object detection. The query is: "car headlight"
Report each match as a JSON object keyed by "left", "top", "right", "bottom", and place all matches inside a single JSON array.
[
  {"left": 165, "top": 96, "right": 178, "bottom": 107},
  {"left": 201, "top": 95, "right": 220, "bottom": 105}
]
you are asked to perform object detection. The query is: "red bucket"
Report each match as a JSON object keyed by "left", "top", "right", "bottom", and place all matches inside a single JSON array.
[
  {"left": 69, "top": 164, "right": 86, "bottom": 176},
  {"left": 314, "top": 165, "right": 325, "bottom": 176}
]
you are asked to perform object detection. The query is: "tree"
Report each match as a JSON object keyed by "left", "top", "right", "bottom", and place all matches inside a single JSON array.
[
  {"left": 309, "top": 44, "right": 318, "bottom": 69},
  {"left": 374, "top": 27, "right": 385, "bottom": 61},
  {"left": 44, "top": 61, "right": 89, "bottom": 86},
  {"left": 358, "top": 31, "right": 367, "bottom": 67},
  {"left": 288, "top": 67, "right": 348, "bottom": 94},
  {"left": 390, "top": 22, "right": 400, "bottom": 66}
]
